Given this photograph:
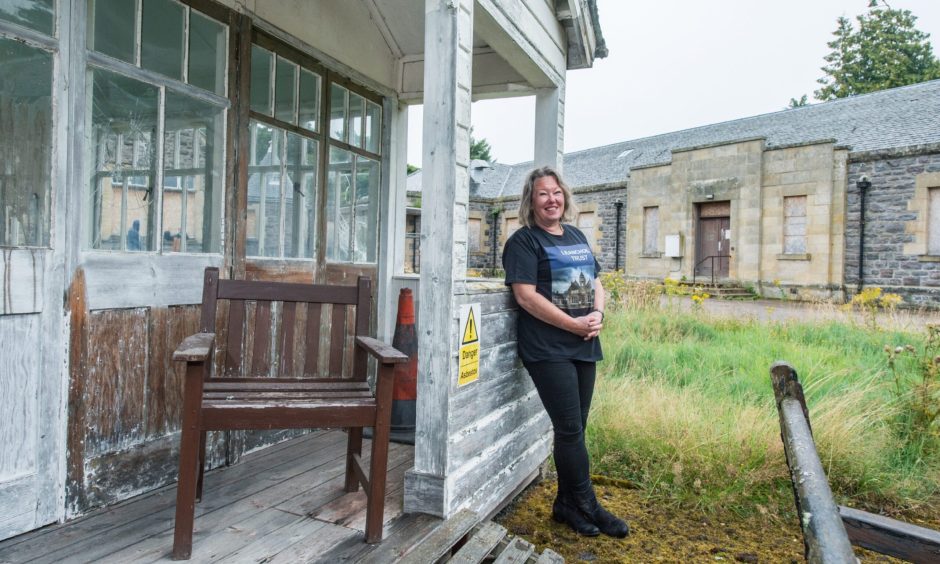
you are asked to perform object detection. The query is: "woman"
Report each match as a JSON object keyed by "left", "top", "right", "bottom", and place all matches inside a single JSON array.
[{"left": 503, "top": 166, "right": 629, "bottom": 538}]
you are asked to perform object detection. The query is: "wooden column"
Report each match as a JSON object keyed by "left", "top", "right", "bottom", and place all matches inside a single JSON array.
[
  {"left": 405, "top": 0, "right": 474, "bottom": 517},
  {"left": 533, "top": 84, "right": 564, "bottom": 171}
]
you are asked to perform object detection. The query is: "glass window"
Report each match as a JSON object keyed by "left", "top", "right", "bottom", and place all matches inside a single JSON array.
[
  {"left": 0, "top": 39, "right": 53, "bottom": 247},
  {"left": 188, "top": 11, "right": 227, "bottom": 96},
  {"left": 298, "top": 68, "right": 320, "bottom": 133},
  {"left": 274, "top": 56, "right": 296, "bottom": 124},
  {"left": 326, "top": 147, "right": 353, "bottom": 261},
  {"left": 348, "top": 92, "right": 363, "bottom": 148},
  {"left": 161, "top": 92, "right": 225, "bottom": 253},
  {"left": 365, "top": 101, "right": 381, "bottom": 154},
  {"left": 250, "top": 45, "right": 273, "bottom": 116},
  {"left": 329, "top": 83, "right": 346, "bottom": 141},
  {"left": 87, "top": 68, "right": 160, "bottom": 251},
  {"left": 353, "top": 156, "right": 379, "bottom": 263},
  {"left": 404, "top": 213, "right": 420, "bottom": 274},
  {"left": 643, "top": 206, "right": 659, "bottom": 255},
  {"left": 784, "top": 195, "right": 807, "bottom": 254},
  {"left": 284, "top": 133, "right": 318, "bottom": 258},
  {"left": 88, "top": 0, "right": 137, "bottom": 64},
  {"left": 928, "top": 187, "right": 940, "bottom": 255},
  {"left": 0, "top": 0, "right": 54, "bottom": 36},
  {"left": 247, "top": 121, "right": 281, "bottom": 257},
  {"left": 141, "top": 0, "right": 185, "bottom": 80}
]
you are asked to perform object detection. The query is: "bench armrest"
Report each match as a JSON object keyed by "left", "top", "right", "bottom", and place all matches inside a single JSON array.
[
  {"left": 173, "top": 332, "right": 216, "bottom": 362},
  {"left": 356, "top": 336, "right": 408, "bottom": 364}
]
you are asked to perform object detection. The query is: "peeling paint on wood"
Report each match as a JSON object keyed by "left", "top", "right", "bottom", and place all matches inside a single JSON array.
[{"left": 0, "top": 248, "right": 47, "bottom": 315}]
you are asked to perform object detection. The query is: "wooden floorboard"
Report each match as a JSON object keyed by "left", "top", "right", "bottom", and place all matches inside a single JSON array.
[{"left": 0, "top": 431, "right": 428, "bottom": 564}]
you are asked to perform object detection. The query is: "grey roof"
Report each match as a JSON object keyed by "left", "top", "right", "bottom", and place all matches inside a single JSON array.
[{"left": 463, "top": 79, "right": 940, "bottom": 198}]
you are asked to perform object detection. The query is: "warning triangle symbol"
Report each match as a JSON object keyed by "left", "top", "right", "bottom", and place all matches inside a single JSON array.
[{"left": 462, "top": 309, "right": 478, "bottom": 343}]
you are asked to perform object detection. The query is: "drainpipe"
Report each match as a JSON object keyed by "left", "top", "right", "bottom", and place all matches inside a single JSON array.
[
  {"left": 614, "top": 200, "right": 624, "bottom": 271},
  {"left": 856, "top": 176, "right": 871, "bottom": 293}
]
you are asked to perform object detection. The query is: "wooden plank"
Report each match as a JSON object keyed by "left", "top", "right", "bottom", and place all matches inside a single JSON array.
[
  {"left": 250, "top": 300, "right": 272, "bottom": 376},
  {"left": 260, "top": 521, "right": 358, "bottom": 564},
  {"left": 448, "top": 521, "right": 507, "bottom": 564},
  {"left": 329, "top": 303, "right": 347, "bottom": 376},
  {"left": 319, "top": 513, "right": 440, "bottom": 564},
  {"left": 839, "top": 505, "right": 940, "bottom": 563},
  {"left": 356, "top": 336, "right": 408, "bottom": 364},
  {"left": 493, "top": 536, "right": 534, "bottom": 564},
  {"left": 451, "top": 367, "right": 530, "bottom": 428},
  {"left": 148, "top": 305, "right": 200, "bottom": 438},
  {"left": 224, "top": 299, "right": 245, "bottom": 377},
  {"left": 66, "top": 268, "right": 90, "bottom": 514},
  {"left": 173, "top": 332, "right": 216, "bottom": 361},
  {"left": 278, "top": 300, "right": 296, "bottom": 376},
  {"left": 0, "top": 248, "right": 46, "bottom": 314},
  {"left": 206, "top": 512, "right": 324, "bottom": 563},
  {"left": 0, "top": 431, "right": 343, "bottom": 563},
  {"left": 394, "top": 508, "right": 479, "bottom": 564},
  {"left": 303, "top": 302, "right": 322, "bottom": 377},
  {"left": 81, "top": 253, "right": 222, "bottom": 310},
  {"left": 217, "top": 279, "right": 358, "bottom": 303},
  {"left": 448, "top": 389, "right": 542, "bottom": 474}
]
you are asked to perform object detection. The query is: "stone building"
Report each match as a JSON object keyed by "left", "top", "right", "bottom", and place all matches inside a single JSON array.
[{"left": 409, "top": 79, "right": 940, "bottom": 307}]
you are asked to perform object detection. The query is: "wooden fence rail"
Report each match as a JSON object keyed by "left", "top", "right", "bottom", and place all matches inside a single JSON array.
[{"left": 770, "top": 361, "right": 940, "bottom": 564}]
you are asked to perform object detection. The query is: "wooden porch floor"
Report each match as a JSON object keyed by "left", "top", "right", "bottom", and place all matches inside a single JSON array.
[{"left": 0, "top": 430, "right": 441, "bottom": 563}]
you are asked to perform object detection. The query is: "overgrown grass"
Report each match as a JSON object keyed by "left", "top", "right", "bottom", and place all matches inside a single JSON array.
[{"left": 587, "top": 306, "right": 940, "bottom": 519}]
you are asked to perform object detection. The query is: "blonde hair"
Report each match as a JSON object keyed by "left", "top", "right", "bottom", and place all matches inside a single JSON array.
[{"left": 517, "top": 166, "right": 577, "bottom": 228}]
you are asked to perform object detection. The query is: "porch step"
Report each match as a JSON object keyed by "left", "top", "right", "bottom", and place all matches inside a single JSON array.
[
  {"left": 678, "top": 282, "right": 757, "bottom": 300},
  {"left": 397, "top": 509, "right": 564, "bottom": 563}
]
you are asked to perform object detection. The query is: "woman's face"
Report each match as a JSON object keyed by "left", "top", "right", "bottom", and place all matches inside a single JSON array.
[{"left": 531, "top": 175, "right": 565, "bottom": 227}]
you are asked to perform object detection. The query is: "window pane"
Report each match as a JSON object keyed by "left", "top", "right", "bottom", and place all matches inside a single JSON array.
[
  {"left": 88, "top": 0, "right": 136, "bottom": 63},
  {"left": 298, "top": 68, "right": 320, "bottom": 132},
  {"left": 249, "top": 45, "right": 273, "bottom": 115},
  {"left": 0, "top": 0, "right": 54, "bottom": 35},
  {"left": 274, "top": 57, "right": 296, "bottom": 123},
  {"left": 162, "top": 92, "right": 225, "bottom": 253},
  {"left": 326, "top": 147, "right": 353, "bottom": 262},
  {"left": 365, "top": 101, "right": 381, "bottom": 154},
  {"left": 353, "top": 156, "right": 379, "bottom": 263},
  {"left": 141, "top": 0, "right": 184, "bottom": 80},
  {"left": 284, "top": 134, "right": 318, "bottom": 258},
  {"left": 188, "top": 11, "right": 226, "bottom": 96},
  {"left": 0, "top": 39, "right": 53, "bottom": 247},
  {"left": 329, "top": 83, "right": 346, "bottom": 141},
  {"left": 87, "top": 68, "right": 159, "bottom": 251},
  {"left": 348, "top": 92, "right": 363, "bottom": 148},
  {"left": 247, "top": 121, "right": 281, "bottom": 257}
]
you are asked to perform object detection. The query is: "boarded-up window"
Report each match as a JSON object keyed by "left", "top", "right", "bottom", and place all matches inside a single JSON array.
[
  {"left": 929, "top": 187, "right": 940, "bottom": 255},
  {"left": 505, "top": 216, "right": 521, "bottom": 240},
  {"left": 643, "top": 207, "right": 659, "bottom": 255},
  {"left": 468, "top": 217, "right": 482, "bottom": 252},
  {"left": 577, "top": 212, "right": 596, "bottom": 248},
  {"left": 784, "top": 195, "right": 807, "bottom": 254}
]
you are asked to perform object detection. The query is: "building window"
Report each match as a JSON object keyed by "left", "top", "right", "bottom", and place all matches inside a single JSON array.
[
  {"left": 85, "top": 1, "right": 228, "bottom": 253},
  {"left": 0, "top": 36, "right": 54, "bottom": 247},
  {"left": 643, "top": 206, "right": 659, "bottom": 255},
  {"left": 468, "top": 217, "right": 482, "bottom": 253},
  {"left": 783, "top": 195, "right": 807, "bottom": 254},
  {"left": 577, "top": 211, "right": 596, "bottom": 248},
  {"left": 929, "top": 187, "right": 940, "bottom": 255},
  {"left": 404, "top": 212, "right": 420, "bottom": 273},
  {"left": 504, "top": 215, "right": 520, "bottom": 241}
]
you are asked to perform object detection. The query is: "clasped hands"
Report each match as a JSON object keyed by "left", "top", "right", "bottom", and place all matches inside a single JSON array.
[{"left": 570, "top": 310, "right": 603, "bottom": 340}]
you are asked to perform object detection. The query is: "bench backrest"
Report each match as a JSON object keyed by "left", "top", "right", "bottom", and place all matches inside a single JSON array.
[{"left": 199, "top": 268, "right": 371, "bottom": 380}]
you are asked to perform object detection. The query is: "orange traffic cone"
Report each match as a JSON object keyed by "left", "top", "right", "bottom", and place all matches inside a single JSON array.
[{"left": 389, "top": 288, "right": 417, "bottom": 444}]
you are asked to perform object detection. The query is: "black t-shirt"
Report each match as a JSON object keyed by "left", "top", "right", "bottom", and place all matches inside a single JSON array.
[{"left": 503, "top": 224, "right": 603, "bottom": 363}]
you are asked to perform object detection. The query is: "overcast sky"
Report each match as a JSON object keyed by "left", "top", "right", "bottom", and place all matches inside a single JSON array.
[{"left": 407, "top": 0, "right": 940, "bottom": 167}]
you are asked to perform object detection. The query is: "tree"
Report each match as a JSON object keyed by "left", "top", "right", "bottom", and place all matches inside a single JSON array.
[
  {"left": 788, "top": 95, "right": 809, "bottom": 108},
  {"left": 469, "top": 127, "right": 495, "bottom": 162},
  {"left": 814, "top": 2, "right": 940, "bottom": 101},
  {"left": 407, "top": 164, "right": 420, "bottom": 175}
]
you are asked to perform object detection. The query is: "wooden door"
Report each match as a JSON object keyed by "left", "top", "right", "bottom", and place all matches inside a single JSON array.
[{"left": 695, "top": 217, "right": 730, "bottom": 278}]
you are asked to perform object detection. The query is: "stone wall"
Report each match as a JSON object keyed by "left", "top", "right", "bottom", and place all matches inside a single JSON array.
[{"left": 846, "top": 146, "right": 940, "bottom": 309}]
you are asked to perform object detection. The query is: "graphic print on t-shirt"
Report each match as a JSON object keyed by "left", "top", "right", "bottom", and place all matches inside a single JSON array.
[{"left": 545, "top": 244, "right": 595, "bottom": 311}]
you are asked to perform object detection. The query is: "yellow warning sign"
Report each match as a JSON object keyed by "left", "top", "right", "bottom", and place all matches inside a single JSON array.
[{"left": 458, "top": 304, "right": 481, "bottom": 386}]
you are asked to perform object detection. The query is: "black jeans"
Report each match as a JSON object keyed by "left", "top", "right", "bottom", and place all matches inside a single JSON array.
[{"left": 524, "top": 360, "right": 596, "bottom": 497}]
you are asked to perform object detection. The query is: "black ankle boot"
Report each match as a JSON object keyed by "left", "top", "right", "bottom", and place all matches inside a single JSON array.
[
  {"left": 574, "top": 491, "right": 630, "bottom": 538},
  {"left": 552, "top": 494, "right": 600, "bottom": 536}
]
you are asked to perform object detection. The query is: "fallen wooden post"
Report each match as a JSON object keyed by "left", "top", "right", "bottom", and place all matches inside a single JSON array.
[
  {"left": 770, "top": 361, "right": 856, "bottom": 563},
  {"left": 839, "top": 505, "right": 940, "bottom": 563}
]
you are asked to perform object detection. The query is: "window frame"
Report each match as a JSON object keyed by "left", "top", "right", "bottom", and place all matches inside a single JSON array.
[
  {"left": 782, "top": 194, "right": 808, "bottom": 256},
  {"left": 83, "top": 0, "right": 230, "bottom": 255},
  {"left": 642, "top": 206, "right": 659, "bottom": 256}
]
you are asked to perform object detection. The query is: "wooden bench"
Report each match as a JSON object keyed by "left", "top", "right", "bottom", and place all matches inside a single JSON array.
[{"left": 171, "top": 267, "right": 407, "bottom": 559}]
